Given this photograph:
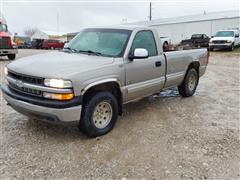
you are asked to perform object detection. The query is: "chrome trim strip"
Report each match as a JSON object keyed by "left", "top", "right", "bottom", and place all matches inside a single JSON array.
[
  {"left": 7, "top": 76, "right": 72, "bottom": 94},
  {"left": 166, "top": 71, "right": 185, "bottom": 80},
  {"left": 127, "top": 77, "right": 165, "bottom": 94}
]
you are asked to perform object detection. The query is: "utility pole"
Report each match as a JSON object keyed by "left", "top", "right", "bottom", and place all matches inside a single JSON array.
[
  {"left": 57, "top": 12, "right": 60, "bottom": 38},
  {"left": 149, "top": 2, "right": 152, "bottom": 21}
]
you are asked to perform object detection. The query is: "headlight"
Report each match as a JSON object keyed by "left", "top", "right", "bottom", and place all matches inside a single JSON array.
[
  {"left": 227, "top": 40, "right": 232, "bottom": 43},
  {"left": 44, "top": 79, "right": 72, "bottom": 88},
  {"left": 4, "top": 67, "right": 8, "bottom": 76}
]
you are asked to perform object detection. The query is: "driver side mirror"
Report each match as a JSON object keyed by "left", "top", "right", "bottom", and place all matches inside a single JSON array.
[
  {"left": 235, "top": 34, "right": 239, "bottom": 38},
  {"left": 64, "top": 42, "right": 69, "bottom": 48},
  {"left": 129, "top": 48, "right": 149, "bottom": 61}
]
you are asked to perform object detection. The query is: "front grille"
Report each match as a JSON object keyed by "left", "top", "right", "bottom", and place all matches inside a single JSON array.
[
  {"left": 0, "top": 37, "right": 11, "bottom": 49},
  {"left": 213, "top": 40, "right": 227, "bottom": 44},
  {"left": 9, "top": 82, "right": 42, "bottom": 97},
  {"left": 7, "top": 71, "right": 44, "bottom": 97},
  {"left": 8, "top": 71, "right": 43, "bottom": 85}
]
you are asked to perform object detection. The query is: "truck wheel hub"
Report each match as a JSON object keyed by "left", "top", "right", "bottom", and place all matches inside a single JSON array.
[
  {"left": 188, "top": 74, "right": 196, "bottom": 91},
  {"left": 93, "top": 101, "right": 112, "bottom": 129}
]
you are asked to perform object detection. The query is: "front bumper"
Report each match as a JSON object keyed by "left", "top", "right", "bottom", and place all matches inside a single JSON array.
[
  {"left": 1, "top": 85, "right": 82, "bottom": 125},
  {"left": 0, "top": 48, "right": 18, "bottom": 55},
  {"left": 209, "top": 43, "right": 232, "bottom": 49}
]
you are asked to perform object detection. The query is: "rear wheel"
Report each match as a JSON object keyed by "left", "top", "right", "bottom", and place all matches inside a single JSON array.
[
  {"left": 79, "top": 91, "right": 118, "bottom": 137},
  {"left": 7, "top": 54, "right": 16, "bottom": 60},
  {"left": 178, "top": 68, "right": 199, "bottom": 97}
]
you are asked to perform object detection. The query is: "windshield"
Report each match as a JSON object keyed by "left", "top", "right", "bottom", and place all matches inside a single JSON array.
[
  {"left": 67, "top": 28, "right": 131, "bottom": 57},
  {"left": 214, "top": 31, "right": 234, "bottom": 37},
  {"left": 0, "top": 24, "right": 7, "bottom": 32}
]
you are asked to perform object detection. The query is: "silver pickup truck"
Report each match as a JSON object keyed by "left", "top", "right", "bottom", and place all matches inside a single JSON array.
[{"left": 1, "top": 26, "right": 209, "bottom": 137}]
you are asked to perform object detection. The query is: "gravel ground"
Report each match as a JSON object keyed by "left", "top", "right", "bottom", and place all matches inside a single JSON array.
[{"left": 0, "top": 49, "right": 240, "bottom": 179}]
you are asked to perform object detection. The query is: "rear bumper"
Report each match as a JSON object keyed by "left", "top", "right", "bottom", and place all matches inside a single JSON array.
[
  {"left": 1, "top": 84, "right": 82, "bottom": 125},
  {"left": 0, "top": 48, "right": 18, "bottom": 55}
]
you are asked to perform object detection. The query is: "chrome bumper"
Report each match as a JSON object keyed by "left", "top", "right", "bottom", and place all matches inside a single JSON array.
[
  {"left": 209, "top": 43, "right": 232, "bottom": 47},
  {"left": 0, "top": 48, "right": 18, "bottom": 55}
]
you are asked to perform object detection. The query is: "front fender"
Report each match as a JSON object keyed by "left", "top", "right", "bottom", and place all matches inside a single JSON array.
[{"left": 81, "top": 78, "right": 121, "bottom": 95}]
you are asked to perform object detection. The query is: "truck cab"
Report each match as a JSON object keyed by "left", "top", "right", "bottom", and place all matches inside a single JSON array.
[{"left": 0, "top": 20, "right": 18, "bottom": 60}]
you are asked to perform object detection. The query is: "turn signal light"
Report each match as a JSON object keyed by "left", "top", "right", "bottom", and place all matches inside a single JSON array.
[{"left": 43, "top": 92, "right": 74, "bottom": 100}]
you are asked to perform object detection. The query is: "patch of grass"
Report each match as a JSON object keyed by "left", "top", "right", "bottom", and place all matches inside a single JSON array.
[
  {"left": 233, "top": 47, "right": 240, "bottom": 53},
  {"left": 211, "top": 46, "right": 240, "bottom": 54}
]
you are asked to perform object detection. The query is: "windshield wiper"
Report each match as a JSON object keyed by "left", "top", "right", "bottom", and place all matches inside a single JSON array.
[
  {"left": 62, "top": 47, "right": 77, "bottom": 53},
  {"left": 77, "top": 50, "right": 103, "bottom": 56}
]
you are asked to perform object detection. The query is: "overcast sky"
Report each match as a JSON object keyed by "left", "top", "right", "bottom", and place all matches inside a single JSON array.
[{"left": 1, "top": 0, "right": 239, "bottom": 35}]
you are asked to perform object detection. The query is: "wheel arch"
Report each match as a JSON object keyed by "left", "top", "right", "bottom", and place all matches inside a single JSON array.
[
  {"left": 186, "top": 61, "right": 200, "bottom": 75},
  {"left": 81, "top": 79, "right": 123, "bottom": 115}
]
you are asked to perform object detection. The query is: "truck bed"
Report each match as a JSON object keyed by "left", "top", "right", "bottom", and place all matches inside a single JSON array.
[{"left": 163, "top": 48, "right": 208, "bottom": 88}]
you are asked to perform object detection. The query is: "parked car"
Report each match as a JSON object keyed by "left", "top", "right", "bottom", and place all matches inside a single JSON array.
[
  {"left": 14, "top": 36, "right": 31, "bottom": 49},
  {"left": 181, "top": 34, "right": 210, "bottom": 47},
  {"left": 42, "top": 39, "right": 65, "bottom": 49},
  {"left": 1, "top": 26, "right": 209, "bottom": 137},
  {"left": 160, "top": 37, "right": 171, "bottom": 51},
  {"left": 209, "top": 29, "right": 240, "bottom": 51},
  {"left": 0, "top": 17, "right": 17, "bottom": 60},
  {"left": 31, "top": 39, "right": 44, "bottom": 49}
]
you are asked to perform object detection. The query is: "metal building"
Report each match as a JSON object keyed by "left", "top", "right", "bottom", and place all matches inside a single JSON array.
[{"left": 129, "top": 10, "right": 240, "bottom": 44}]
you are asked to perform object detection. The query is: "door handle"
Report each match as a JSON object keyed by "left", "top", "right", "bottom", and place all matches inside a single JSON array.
[{"left": 155, "top": 61, "right": 162, "bottom": 67}]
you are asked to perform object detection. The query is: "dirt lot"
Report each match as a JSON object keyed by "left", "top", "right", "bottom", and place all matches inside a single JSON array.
[{"left": 0, "top": 49, "right": 239, "bottom": 179}]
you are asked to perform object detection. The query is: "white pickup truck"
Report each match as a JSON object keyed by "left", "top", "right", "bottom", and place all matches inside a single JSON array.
[
  {"left": 209, "top": 29, "right": 240, "bottom": 51},
  {"left": 1, "top": 26, "right": 209, "bottom": 137}
]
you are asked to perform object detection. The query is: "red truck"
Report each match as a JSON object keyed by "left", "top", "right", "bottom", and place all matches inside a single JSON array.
[
  {"left": 0, "top": 18, "right": 17, "bottom": 60},
  {"left": 42, "top": 39, "right": 65, "bottom": 49}
]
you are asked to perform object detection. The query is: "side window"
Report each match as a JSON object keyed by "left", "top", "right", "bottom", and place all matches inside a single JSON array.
[{"left": 131, "top": 31, "right": 157, "bottom": 57}]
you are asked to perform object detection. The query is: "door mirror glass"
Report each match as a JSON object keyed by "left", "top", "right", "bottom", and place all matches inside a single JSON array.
[
  {"left": 64, "top": 42, "right": 69, "bottom": 48},
  {"left": 129, "top": 48, "right": 148, "bottom": 60}
]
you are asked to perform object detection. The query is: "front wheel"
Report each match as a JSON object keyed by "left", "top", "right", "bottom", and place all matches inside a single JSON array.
[
  {"left": 209, "top": 46, "right": 214, "bottom": 51},
  {"left": 7, "top": 54, "right": 16, "bottom": 60},
  {"left": 79, "top": 91, "right": 118, "bottom": 137},
  {"left": 178, "top": 68, "right": 199, "bottom": 97},
  {"left": 229, "top": 43, "right": 234, "bottom": 51}
]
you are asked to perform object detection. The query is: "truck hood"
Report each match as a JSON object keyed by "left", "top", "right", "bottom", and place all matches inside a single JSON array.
[
  {"left": 210, "top": 37, "right": 234, "bottom": 41},
  {"left": 7, "top": 51, "right": 114, "bottom": 78}
]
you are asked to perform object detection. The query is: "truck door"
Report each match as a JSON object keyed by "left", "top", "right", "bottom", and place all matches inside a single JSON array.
[{"left": 124, "top": 30, "right": 166, "bottom": 101}]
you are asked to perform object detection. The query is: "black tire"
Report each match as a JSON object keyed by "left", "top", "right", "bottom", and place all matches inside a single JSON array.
[
  {"left": 178, "top": 68, "right": 199, "bottom": 97},
  {"left": 79, "top": 91, "right": 118, "bottom": 137},
  {"left": 209, "top": 47, "right": 214, "bottom": 51},
  {"left": 163, "top": 42, "right": 168, "bottom": 51},
  {"left": 229, "top": 43, "right": 234, "bottom": 51},
  {"left": 7, "top": 54, "right": 16, "bottom": 60}
]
